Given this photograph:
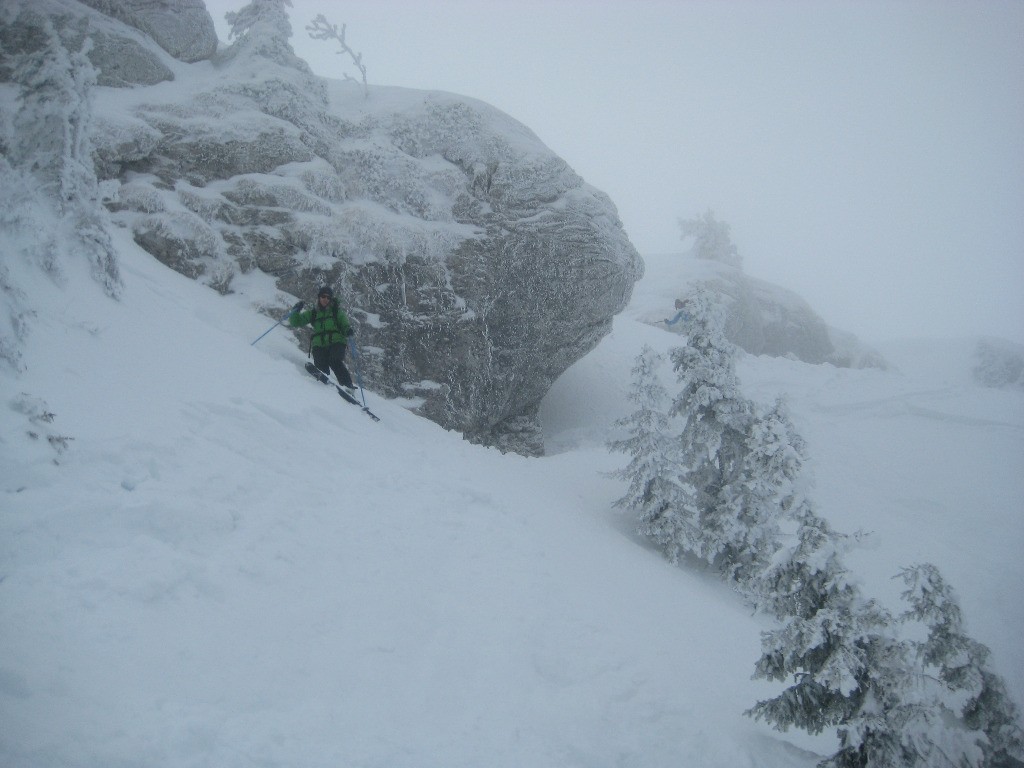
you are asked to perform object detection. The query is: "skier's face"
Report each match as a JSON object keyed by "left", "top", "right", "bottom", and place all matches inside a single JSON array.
[{"left": 318, "top": 294, "right": 330, "bottom": 306}]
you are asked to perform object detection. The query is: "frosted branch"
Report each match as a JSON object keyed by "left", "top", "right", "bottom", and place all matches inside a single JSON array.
[{"left": 307, "top": 14, "right": 368, "bottom": 99}]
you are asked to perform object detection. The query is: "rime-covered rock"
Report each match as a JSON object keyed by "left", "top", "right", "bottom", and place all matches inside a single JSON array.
[
  {"left": 708, "top": 269, "right": 834, "bottom": 363},
  {"left": 85, "top": 29, "right": 175, "bottom": 87},
  {"left": 660, "top": 260, "right": 886, "bottom": 369},
  {"left": 77, "top": 0, "right": 217, "bottom": 63},
  {"left": 826, "top": 326, "right": 888, "bottom": 370},
  {"left": 64, "top": 3, "right": 641, "bottom": 454},
  {"left": 0, "top": 0, "right": 217, "bottom": 87}
]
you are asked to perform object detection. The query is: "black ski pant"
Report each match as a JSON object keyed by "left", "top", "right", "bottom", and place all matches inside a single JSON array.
[{"left": 312, "top": 341, "right": 354, "bottom": 388}]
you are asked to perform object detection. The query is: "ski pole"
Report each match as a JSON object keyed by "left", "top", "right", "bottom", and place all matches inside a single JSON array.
[
  {"left": 251, "top": 302, "right": 303, "bottom": 346},
  {"left": 348, "top": 337, "right": 368, "bottom": 406}
]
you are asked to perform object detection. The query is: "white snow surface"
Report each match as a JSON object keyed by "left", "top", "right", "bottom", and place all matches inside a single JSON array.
[{"left": 2, "top": 238, "right": 1022, "bottom": 767}]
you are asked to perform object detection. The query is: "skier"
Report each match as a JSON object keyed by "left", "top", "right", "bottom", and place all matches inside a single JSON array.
[
  {"left": 663, "top": 298, "right": 690, "bottom": 327},
  {"left": 289, "top": 286, "right": 356, "bottom": 392}
]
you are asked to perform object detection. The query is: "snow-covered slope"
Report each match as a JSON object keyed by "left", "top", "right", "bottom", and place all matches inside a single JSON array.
[{"left": 2, "top": 237, "right": 1022, "bottom": 766}]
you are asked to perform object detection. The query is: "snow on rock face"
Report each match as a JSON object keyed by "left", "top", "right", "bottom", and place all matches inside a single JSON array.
[
  {"left": 0, "top": 0, "right": 173, "bottom": 87},
  {"left": 77, "top": 0, "right": 217, "bottom": 64},
  {"left": 660, "top": 260, "right": 886, "bottom": 369},
  {"left": 75, "top": 11, "right": 642, "bottom": 454},
  {"left": 1, "top": 0, "right": 217, "bottom": 87},
  {"left": 710, "top": 269, "right": 835, "bottom": 363}
]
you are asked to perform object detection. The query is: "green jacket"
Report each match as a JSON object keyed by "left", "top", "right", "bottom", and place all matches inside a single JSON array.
[{"left": 289, "top": 299, "right": 352, "bottom": 348}]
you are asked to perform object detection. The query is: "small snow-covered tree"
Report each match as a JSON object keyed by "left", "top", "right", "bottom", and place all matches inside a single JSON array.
[
  {"left": 678, "top": 209, "right": 742, "bottom": 268},
  {"left": 900, "top": 563, "right": 985, "bottom": 699},
  {"left": 747, "top": 501, "right": 871, "bottom": 732},
  {"left": 898, "top": 564, "right": 1024, "bottom": 768},
  {"left": 613, "top": 292, "right": 811, "bottom": 585},
  {"left": 608, "top": 346, "right": 695, "bottom": 561},
  {"left": 972, "top": 337, "right": 1024, "bottom": 390},
  {"left": 746, "top": 501, "right": 852, "bottom": 622},
  {"left": 818, "top": 620, "right": 949, "bottom": 768},
  {"left": 668, "top": 289, "right": 755, "bottom": 567},
  {"left": 745, "top": 511, "right": 972, "bottom": 768},
  {"left": 7, "top": 15, "right": 120, "bottom": 297},
  {"left": 965, "top": 670, "right": 1024, "bottom": 768},
  {"left": 225, "top": 0, "right": 308, "bottom": 70},
  {"left": 11, "top": 17, "right": 92, "bottom": 206},
  {"left": 749, "top": 525, "right": 1019, "bottom": 767},
  {"left": 719, "top": 398, "right": 806, "bottom": 585},
  {"left": 817, "top": 565, "right": 1021, "bottom": 768}
]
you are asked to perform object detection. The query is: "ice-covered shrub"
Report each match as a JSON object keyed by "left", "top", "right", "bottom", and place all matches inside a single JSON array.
[{"left": 973, "top": 337, "right": 1024, "bottom": 390}]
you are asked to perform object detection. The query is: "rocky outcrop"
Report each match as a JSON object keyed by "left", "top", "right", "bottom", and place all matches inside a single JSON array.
[
  {"left": 13, "top": 0, "right": 642, "bottom": 454},
  {"left": 709, "top": 270, "right": 834, "bottom": 363},
  {"left": 667, "top": 261, "right": 886, "bottom": 369},
  {"left": 826, "top": 326, "right": 889, "bottom": 370},
  {"left": 86, "top": 29, "right": 176, "bottom": 86},
  {"left": 77, "top": 0, "right": 217, "bottom": 63},
  {"left": 0, "top": 0, "right": 203, "bottom": 87}
]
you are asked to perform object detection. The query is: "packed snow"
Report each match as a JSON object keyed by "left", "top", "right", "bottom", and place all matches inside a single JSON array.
[{"left": 2, "top": 231, "right": 1021, "bottom": 766}]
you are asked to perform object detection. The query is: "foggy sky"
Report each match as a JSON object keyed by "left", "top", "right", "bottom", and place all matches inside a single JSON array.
[{"left": 203, "top": 0, "right": 1024, "bottom": 345}]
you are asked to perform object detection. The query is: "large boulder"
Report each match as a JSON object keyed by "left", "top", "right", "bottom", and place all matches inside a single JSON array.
[
  {"left": 77, "top": 0, "right": 217, "bottom": 63},
  {"left": 0, "top": 0, "right": 209, "bottom": 87},
  {"left": 85, "top": 28, "right": 176, "bottom": 87},
  {"left": 708, "top": 269, "right": 834, "bottom": 363},
  {"left": 80, "top": 12, "right": 641, "bottom": 454},
  {"left": 660, "top": 260, "right": 886, "bottom": 369}
]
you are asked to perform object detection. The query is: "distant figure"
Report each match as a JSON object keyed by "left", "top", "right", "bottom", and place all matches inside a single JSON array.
[
  {"left": 289, "top": 286, "right": 356, "bottom": 392},
  {"left": 664, "top": 298, "right": 690, "bottom": 326}
]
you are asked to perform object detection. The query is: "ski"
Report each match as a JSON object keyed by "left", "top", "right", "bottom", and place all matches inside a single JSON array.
[{"left": 305, "top": 362, "right": 381, "bottom": 421}]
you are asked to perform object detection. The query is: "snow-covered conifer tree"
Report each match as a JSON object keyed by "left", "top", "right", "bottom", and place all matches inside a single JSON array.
[
  {"left": 668, "top": 289, "right": 755, "bottom": 568},
  {"left": 964, "top": 670, "right": 1024, "bottom": 768},
  {"left": 720, "top": 398, "right": 806, "bottom": 585},
  {"left": 225, "top": 0, "right": 309, "bottom": 70},
  {"left": 898, "top": 564, "right": 1024, "bottom": 767},
  {"left": 818, "top": 622, "right": 947, "bottom": 768},
  {"left": 678, "top": 209, "right": 742, "bottom": 268},
  {"left": 608, "top": 346, "right": 694, "bottom": 561},
  {"left": 750, "top": 524, "right": 1019, "bottom": 767},
  {"left": 615, "top": 294, "right": 810, "bottom": 584},
  {"left": 745, "top": 501, "right": 849, "bottom": 621},
  {"left": 608, "top": 291, "right": 1023, "bottom": 767},
  {"left": 7, "top": 14, "right": 120, "bottom": 297},
  {"left": 746, "top": 501, "right": 873, "bottom": 735}
]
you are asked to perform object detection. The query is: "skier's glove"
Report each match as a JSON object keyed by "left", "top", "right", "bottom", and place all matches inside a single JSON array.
[{"left": 291, "top": 301, "right": 304, "bottom": 312}]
